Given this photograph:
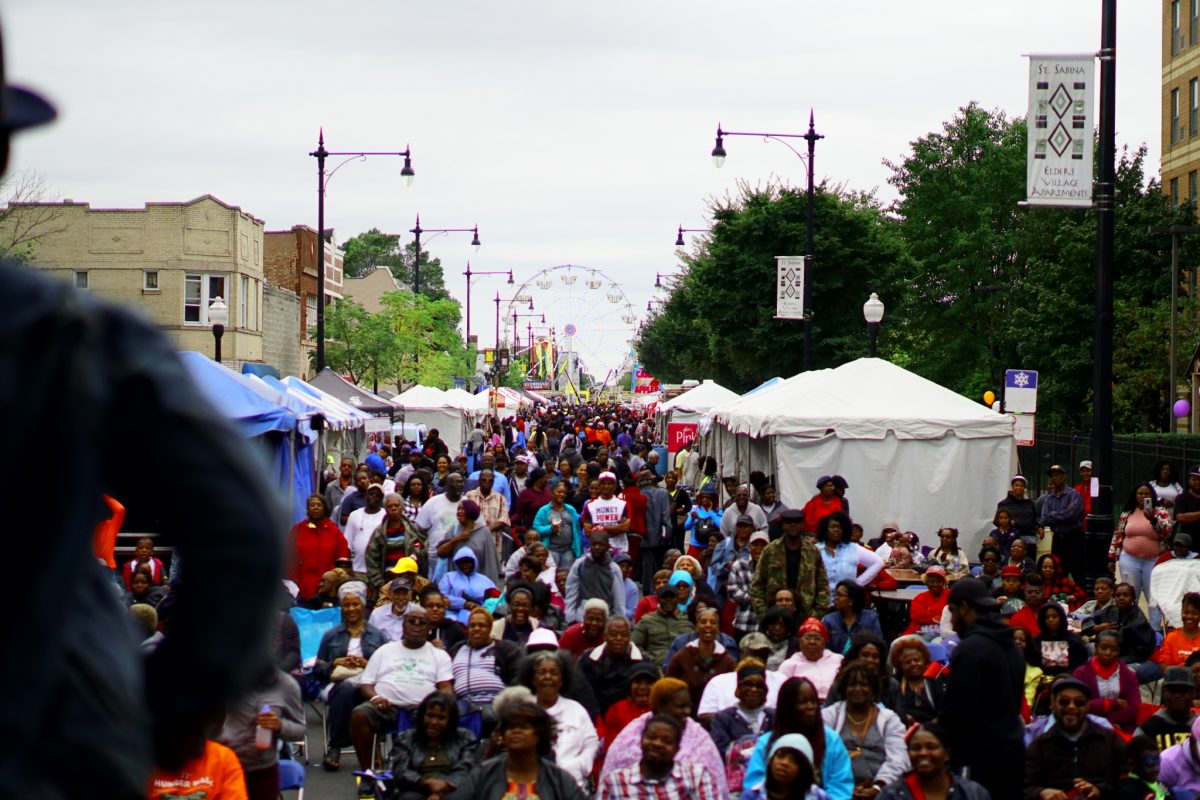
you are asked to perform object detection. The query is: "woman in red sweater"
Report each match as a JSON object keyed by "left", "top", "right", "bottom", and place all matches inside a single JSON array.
[
  {"left": 288, "top": 494, "right": 350, "bottom": 600},
  {"left": 903, "top": 566, "right": 950, "bottom": 636},
  {"left": 1072, "top": 630, "right": 1140, "bottom": 732},
  {"left": 801, "top": 476, "right": 848, "bottom": 534}
]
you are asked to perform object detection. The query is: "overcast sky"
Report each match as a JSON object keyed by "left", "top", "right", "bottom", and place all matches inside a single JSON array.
[{"left": 4, "top": 1, "right": 1160, "bottom": 378}]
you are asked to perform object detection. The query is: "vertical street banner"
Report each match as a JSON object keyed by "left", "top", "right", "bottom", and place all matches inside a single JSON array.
[
  {"left": 775, "top": 256, "right": 806, "bottom": 320},
  {"left": 1026, "top": 54, "right": 1095, "bottom": 207}
]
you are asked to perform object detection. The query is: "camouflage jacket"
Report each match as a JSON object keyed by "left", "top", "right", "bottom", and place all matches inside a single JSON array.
[{"left": 750, "top": 537, "right": 830, "bottom": 619}]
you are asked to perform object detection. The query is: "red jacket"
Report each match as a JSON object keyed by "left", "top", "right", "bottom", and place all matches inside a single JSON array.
[
  {"left": 903, "top": 589, "right": 949, "bottom": 635},
  {"left": 1074, "top": 482, "right": 1093, "bottom": 532},
  {"left": 288, "top": 518, "right": 350, "bottom": 599},
  {"left": 800, "top": 494, "right": 847, "bottom": 533},
  {"left": 623, "top": 486, "right": 648, "bottom": 536}
]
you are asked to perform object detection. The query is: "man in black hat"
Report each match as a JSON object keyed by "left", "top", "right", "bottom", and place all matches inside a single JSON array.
[
  {"left": 0, "top": 39, "right": 283, "bottom": 800},
  {"left": 941, "top": 577, "right": 1025, "bottom": 800},
  {"left": 1025, "top": 676, "right": 1124, "bottom": 800},
  {"left": 750, "top": 507, "right": 829, "bottom": 620},
  {"left": 1175, "top": 465, "right": 1200, "bottom": 553}
]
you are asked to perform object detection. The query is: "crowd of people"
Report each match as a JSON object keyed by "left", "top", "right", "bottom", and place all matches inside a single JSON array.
[{"left": 117, "top": 405, "right": 1200, "bottom": 800}]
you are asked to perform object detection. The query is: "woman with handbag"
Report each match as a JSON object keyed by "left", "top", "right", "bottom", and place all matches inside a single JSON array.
[{"left": 314, "top": 582, "right": 385, "bottom": 772}]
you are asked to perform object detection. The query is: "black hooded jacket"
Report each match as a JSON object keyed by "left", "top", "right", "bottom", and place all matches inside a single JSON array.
[{"left": 940, "top": 614, "right": 1026, "bottom": 766}]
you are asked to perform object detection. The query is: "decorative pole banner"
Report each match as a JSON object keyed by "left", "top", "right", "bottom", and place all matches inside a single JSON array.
[
  {"left": 775, "top": 256, "right": 806, "bottom": 320},
  {"left": 1026, "top": 54, "right": 1095, "bottom": 207}
]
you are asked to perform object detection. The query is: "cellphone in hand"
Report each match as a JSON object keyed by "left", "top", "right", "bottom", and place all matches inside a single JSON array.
[{"left": 1144, "top": 498, "right": 1153, "bottom": 512}]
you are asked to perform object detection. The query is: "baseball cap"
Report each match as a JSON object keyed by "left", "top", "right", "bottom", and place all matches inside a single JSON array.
[
  {"left": 1047, "top": 464, "right": 1066, "bottom": 475},
  {"left": 1175, "top": 534, "right": 1194, "bottom": 549},
  {"left": 526, "top": 628, "right": 560, "bottom": 651},
  {"left": 1190, "top": 465, "right": 1200, "bottom": 479},
  {"left": 366, "top": 483, "right": 385, "bottom": 494},
  {"left": 598, "top": 471, "right": 617, "bottom": 482},
  {"left": 740, "top": 632, "right": 771, "bottom": 651},
  {"left": 389, "top": 557, "right": 418, "bottom": 575},
  {"left": 613, "top": 551, "right": 631, "bottom": 564},
  {"left": 1011, "top": 475, "right": 1027, "bottom": 485},
  {"left": 749, "top": 530, "right": 770, "bottom": 546},
  {"left": 1050, "top": 675, "right": 1092, "bottom": 698},
  {"left": 1079, "top": 460, "right": 1093, "bottom": 470},
  {"left": 657, "top": 584, "right": 679, "bottom": 600},
  {"left": 736, "top": 514, "right": 755, "bottom": 528},
  {"left": 1163, "top": 666, "right": 1195, "bottom": 689},
  {"left": 946, "top": 577, "right": 999, "bottom": 608},
  {"left": 880, "top": 521, "right": 900, "bottom": 533},
  {"left": 780, "top": 508, "right": 804, "bottom": 523},
  {"left": 1000, "top": 565, "right": 1024, "bottom": 578},
  {"left": 922, "top": 565, "right": 947, "bottom": 583}
]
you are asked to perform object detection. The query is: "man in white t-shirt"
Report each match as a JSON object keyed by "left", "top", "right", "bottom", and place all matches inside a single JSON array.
[
  {"left": 415, "top": 473, "right": 464, "bottom": 576},
  {"left": 583, "top": 471, "right": 631, "bottom": 554},
  {"left": 350, "top": 606, "right": 453, "bottom": 770},
  {"left": 344, "top": 484, "right": 386, "bottom": 575},
  {"left": 696, "top": 633, "right": 786, "bottom": 719}
]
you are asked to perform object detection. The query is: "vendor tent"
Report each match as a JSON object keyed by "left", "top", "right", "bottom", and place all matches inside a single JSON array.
[
  {"left": 180, "top": 352, "right": 307, "bottom": 522},
  {"left": 393, "top": 385, "right": 469, "bottom": 456},
  {"left": 702, "top": 358, "right": 1016, "bottom": 555},
  {"left": 266, "top": 375, "right": 368, "bottom": 472},
  {"left": 308, "top": 368, "right": 395, "bottom": 435},
  {"left": 656, "top": 379, "right": 740, "bottom": 456}
]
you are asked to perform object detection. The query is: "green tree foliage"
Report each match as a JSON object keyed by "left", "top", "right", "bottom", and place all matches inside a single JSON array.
[
  {"left": 637, "top": 181, "right": 909, "bottom": 390},
  {"left": 887, "top": 103, "right": 1197, "bottom": 432},
  {"left": 340, "top": 228, "right": 449, "bottom": 300},
  {"left": 314, "top": 292, "right": 467, "bottom": 391}
]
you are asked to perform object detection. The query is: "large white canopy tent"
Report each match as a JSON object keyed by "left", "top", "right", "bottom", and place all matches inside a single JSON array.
[
  {"left": 655, "top": 379, "right": 740, "bottom": 456},
  {"left": 392, "top": 385, "right": 471, "bottom": 456},
  {"left": 700, "top": 358, "right": 1017, "bottom": 555}
]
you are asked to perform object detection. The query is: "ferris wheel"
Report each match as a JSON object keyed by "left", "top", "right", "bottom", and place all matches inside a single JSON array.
[{"left": 503, "top": 264, "right": 639, "bottom": 390}]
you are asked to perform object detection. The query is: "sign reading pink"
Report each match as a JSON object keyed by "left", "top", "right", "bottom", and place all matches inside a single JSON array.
[{"left": 667, "top": 422, "right": 697, "bottom": 452}]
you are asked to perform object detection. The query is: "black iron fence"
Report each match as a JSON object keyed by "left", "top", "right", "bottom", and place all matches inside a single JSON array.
[{"left": 1020, "top": 430, "right": 1200, "bottom": 503}]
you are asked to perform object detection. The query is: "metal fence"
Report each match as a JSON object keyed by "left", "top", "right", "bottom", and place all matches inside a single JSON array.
[{"left": 1020, "top": 430, "right": 1198, "bottom": 503}]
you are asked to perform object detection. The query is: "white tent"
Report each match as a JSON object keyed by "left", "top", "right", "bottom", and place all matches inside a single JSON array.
[
  {"left": 656, "top": 379, "right": 740, "bottom": 456},
  {"left": 392, "top": 385, "right": 469, "bottom": 456},
  {"left": 702, "top": 358, "right": 1016, "bottom": 555},
  {"left": 443, "top": 387, "right": 490, "bottom": 416}
]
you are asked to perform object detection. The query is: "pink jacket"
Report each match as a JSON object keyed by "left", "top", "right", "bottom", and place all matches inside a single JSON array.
[{"left": 1072, "top": 659, "right": 1140, "bottom": 732}]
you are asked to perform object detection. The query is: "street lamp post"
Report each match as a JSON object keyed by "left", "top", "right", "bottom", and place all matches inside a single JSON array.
[
  {"left": 674, "top": 225, "right": 710, "bottom": 247},
  {"left": 862, "top": 293, "right": 884, "bottom": 358},
  {"left": 464, "top": 262, "right": 513, "bottom": 343},
  {"left": 310, "top": 129, "right": 414, "bottom": 373},
  {"left": 411, "top": 215, "right": 480, "bottom": 295},
  {"left": 208, "top": 296, "right": 229, "bottom": 364},
  {"left": 711, "top": 112, "right": 824, "bottom": 370},
  {"left": 494, "top": 293, "right": 531, "bottom": 388}
]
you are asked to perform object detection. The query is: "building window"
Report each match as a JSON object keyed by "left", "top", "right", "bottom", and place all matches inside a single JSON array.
[
  {"left": 1174, "top": 89, "right": 1182, "bottom": 144},
  {"left": 143, "top": 270, "right": 159, "bottom": 291},
  {"left": 73, "top": 271, "right": 88, "bottom": 290},
  {"left": 1193, "top": 81, "right": 1199, "bottom": 137},
  {"left": 305, "top": 293, "right": 317, "bottom": 339},
  {"left": 240, "top": 275, "right": 249, "bottom": 328},
  {"left": 184, "top": 273, "right": 228, "bottom": 324},
  {"left": 1176, "top": 0, "right": 1183, "bottom": 55},
  {"left": 1172, "top": 177, "right": 1181, "bottom": 210},
  {"left": 1191, "top": 171, "right": 1198, "bottom": 212},
  {"left": 1193, "top": 0, "right": 1199, "bottom": 46}
]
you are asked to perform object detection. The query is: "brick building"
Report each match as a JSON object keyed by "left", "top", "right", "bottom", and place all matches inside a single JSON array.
[
  {"left": 4, "top": 194, "right": 266, "bottom": 366},
  {"left": 1164, "top": 0, "right": 1200, "bottom": 209},
  {"left": 263, "top": 224, "right": 344, "bottom": 374}
]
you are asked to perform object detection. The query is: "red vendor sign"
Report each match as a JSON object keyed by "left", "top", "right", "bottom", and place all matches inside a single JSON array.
[
  {"left": 634, "top": 368, "right": 660, "bottom": 394},
  {"left": 667, "top": 422, "right": 697, "bottom": 452}
]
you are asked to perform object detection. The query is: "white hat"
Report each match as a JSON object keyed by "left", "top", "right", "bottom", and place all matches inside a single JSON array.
[
  {"left": 526, "top": 627, "right": 559, "bottom": 650},
  {"left": 599, "top": 471, "right": 617, "bottom": 482},
  {"left": 749, "top": 530, "right": 770, "bottom": 545},
  {"left": 768, "top": 733, "right": 815, "bottom": 766},
  {"left": 1079, "top": 460, "right": 1093, "bottom": 470}
]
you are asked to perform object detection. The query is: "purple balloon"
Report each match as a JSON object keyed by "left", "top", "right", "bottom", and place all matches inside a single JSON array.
[{"left": 1174, "top": 399, "right": 1191, "bottom": 418}]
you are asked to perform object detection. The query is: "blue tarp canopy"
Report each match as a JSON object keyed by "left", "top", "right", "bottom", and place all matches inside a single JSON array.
[
  {"left": 746, "top": 376, "right": 783, "bottom": 395},
  {"left": 180, "top": 352, "right": 311, "bottom": 523}
]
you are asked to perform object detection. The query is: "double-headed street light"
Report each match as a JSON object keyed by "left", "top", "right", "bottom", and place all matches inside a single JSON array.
[
  {"left": 310, "top": 129, "right": 414, "bottom": 372},
  {"left": 862, "top": 293, "right": 885, "bottom": 358},
  {"left": 711, "top": 112, "right": 824, "bottom": 370},
  {"left": 463, "top": 262, "right": 513, "bottom": 344},
  {"left": 411, "top": 215, "right": 480, "bottom": 296},
  {"left": 494, "top": 293, "right": 533, "bottom": 388}
]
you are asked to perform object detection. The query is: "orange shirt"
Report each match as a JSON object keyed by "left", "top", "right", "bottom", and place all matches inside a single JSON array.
[
  {"left": 146, "top": 740, "right": 247, "bottom": 800},
  {"left": 92, "top": 494, "right": 125, "bottom": 570},
  {"left": 1153, "top": 628, "right": 1200, "bottom": 667}
]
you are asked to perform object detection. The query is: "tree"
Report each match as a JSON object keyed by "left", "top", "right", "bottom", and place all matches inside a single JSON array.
[
  {"left": 886, "top": 103, "right": 1193, "bottom": 431},
  {"left": 636, "top": 180, "right": 909, "bottom": 391},
  {"left": 0, "top": 169, "right": 65, "bottom": 264}
]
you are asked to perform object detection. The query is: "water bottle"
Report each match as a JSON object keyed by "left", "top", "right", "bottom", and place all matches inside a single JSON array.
[{"left": 254, "top": 705, "right": 273, "bottom": 750}]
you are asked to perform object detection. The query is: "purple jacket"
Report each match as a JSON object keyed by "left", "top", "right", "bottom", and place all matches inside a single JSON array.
[
  {"left": 1072, "top": 659, "right": 1141, "bottom": 732},
  {"left": 1161, "top": 738, "right": 1200, "bottom": 792}
]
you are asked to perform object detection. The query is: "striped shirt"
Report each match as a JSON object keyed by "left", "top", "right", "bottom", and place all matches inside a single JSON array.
[
  {"left": 451, "top": 643, "right": 506, "bottom": 703},
  {"left": 598, "top": 762, "right": 721, "bottom": 800}
]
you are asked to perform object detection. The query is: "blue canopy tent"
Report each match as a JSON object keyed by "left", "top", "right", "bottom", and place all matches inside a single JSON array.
[
  {"left": 180, "top": 352, "right": 310, "bottom": 523},
  {"left": 746, "top": 376, "right": 783, "bottom": 395},
  {"left": 241, "top": 375, "right": 321, "bottom": 524}
]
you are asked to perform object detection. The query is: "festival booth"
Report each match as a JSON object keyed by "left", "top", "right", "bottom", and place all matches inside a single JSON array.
[
  {"left": 180, "top": 352, "right": 316, "bottom": 524},
  {"left": 444, "top": 387, "right": 491, "bottom": 416},
  {"left": 308, "top": 368, "right": 396, "bottom": 438},
  {"left": 656, "top": 379, "right": 740, "bottom": 458},
  {"left": 267, "top": 375, "right": 369, "bottom": 470},
  {"left": 493, "top": 386, "right": 533, "bottom": 418},
  {"left": 392, "top": 385, "right": 471, "bottom": 456},
  {"left": 701, "top": 358, "right": 1016, "bottom": 554}
]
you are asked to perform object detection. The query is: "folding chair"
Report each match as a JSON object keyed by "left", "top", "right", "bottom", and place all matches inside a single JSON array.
[
  {"left": 278, "top": 758, "right": 305, "bottom": 800},
  {"left": 288, "top": 606, "right": 343, "bottom": 763}
]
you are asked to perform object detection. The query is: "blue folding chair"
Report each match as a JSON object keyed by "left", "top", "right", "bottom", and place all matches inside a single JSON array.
[{"left": 278, "top": 758, "right": 305, "bottom": 800}]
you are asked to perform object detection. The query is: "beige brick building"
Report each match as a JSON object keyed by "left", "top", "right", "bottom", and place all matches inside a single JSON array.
[
  {"left": 343, "top": 265, "right": 405, "bottom": 313},
  {"left": 5, "top": 194, "right": 266, "bottom": 365},
  {"left": 1163, "top": 0, "right": 1200, "bottom": 208}
]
